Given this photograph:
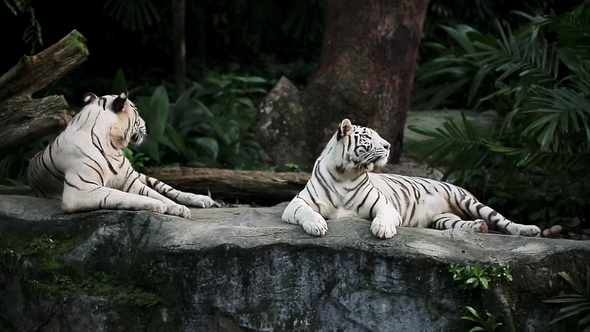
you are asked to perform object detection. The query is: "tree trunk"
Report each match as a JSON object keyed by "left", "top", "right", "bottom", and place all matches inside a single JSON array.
[
  {"left": 254, "top": 0, "right": 429, "bottom": 171},
  {"left": 172, "top": 0, "right": 186, "bottom": 99},
  {"left": 0, "top": 30, "right": 88, "bottom": 157}
]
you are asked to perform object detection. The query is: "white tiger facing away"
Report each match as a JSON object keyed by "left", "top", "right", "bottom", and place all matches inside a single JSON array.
[
  {"left": 282, "top": 119, "right": 541, "bottom": 239},
  {"left": 28, "top": 91, "right": 215, "bottom": 218}
]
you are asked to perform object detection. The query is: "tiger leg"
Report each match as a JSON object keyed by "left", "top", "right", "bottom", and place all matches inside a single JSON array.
[
  {"left": 61, "top": 174, "right": 167, "bottom": 215},
  {"left": 460, "top": 196, "right": 541, "bottom": 236},
  {"left": 124, "top": 174, "right": 191, "bottom": 218},
  {"left": 281, "top": 196, "right": 328, "bottom": 236},
  {"left": 137, "top": 173, "right": 215, "bottom": 208},
  {"left": 369, "top": 200, "right": 402, "bottom": 239},
  {"left": 432, "top": 212, "right": 488, "bottom": 233}
]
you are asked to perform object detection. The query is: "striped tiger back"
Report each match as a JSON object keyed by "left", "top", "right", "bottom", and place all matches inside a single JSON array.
[
  {"left": 282, "top": 118, "right": 541, "bottom": 239},
  {"left": 28, "top": 91, "right": 215, "bottom": 218}
]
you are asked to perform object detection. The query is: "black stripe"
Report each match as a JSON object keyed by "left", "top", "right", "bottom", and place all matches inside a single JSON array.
[
  {"left": 356, "top": 187, "right": 373, "bottom": 214},
  {"left": 64, "top": 179, "right": 82, "bottom": 190},
  {"left": 77, "top": 174, "right": 100, "bottom": 186},
  {"left": 369, "top": 191, "right": 380, "bottom": 219}
]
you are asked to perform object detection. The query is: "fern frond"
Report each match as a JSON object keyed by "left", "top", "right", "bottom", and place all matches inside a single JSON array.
[
  {"left": 467, "top": 19, "right": 560, "bottom": 87},
  {"left": 407, "top": 112, "right": 491, "bottom": 180},
  {"left": 522, "top": 86, "right": 590, "bottom": 151},
  {"left": 547, "top": 4, "right": 590, "bottom": 58}
]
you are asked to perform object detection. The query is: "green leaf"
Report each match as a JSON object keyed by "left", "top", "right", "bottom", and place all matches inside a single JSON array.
[
  {"left": 144, "top": 85, "right": 170, "bottom": 139},
  {"left": 112, "top": 68, "right": 128, "bottom": 95},
  {"left": 441, "top": 25, "right": 477, "bottom": 54},
  {"left": 137, "top": 137, "right": 160, "bottom": 163},
  {"left": 480, "top": 278, "right": 490, "bottom": 290},
  {"left": 194, "top": 137, "right": 219, "bottom": 160},
  {"left": 231, "top": 76, "right": 267, "bottom": 83},
  {"left": 467, "top": 327, "right": 486, "bottom": 332},
  {"left": 164, "top": 124, "right": 191, "bottom": 160}
]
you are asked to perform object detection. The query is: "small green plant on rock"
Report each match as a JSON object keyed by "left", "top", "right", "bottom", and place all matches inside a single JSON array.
[
  {"left": 544, "top": 265, "right": 590, "bottom": 332},
  {"left": 284, "top": 163, "right": 302, "bottom": 172},
  {"left": 449, "top": 263, "right": 512, "bottom": 290},
  {"left": 462, "top": 306, "right": 503, "bottom": 332}
]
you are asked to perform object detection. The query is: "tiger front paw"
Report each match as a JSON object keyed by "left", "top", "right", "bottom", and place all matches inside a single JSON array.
[
  {"left": 186, "top": 194, "right": 215, "bottom": 208},
  {"left": 370, "top": 218, "right": 397, "bottom": 239},
  {"left": 300, "top": 213, "right": 328, "bottom": 237},
  {"left": 146, "top": 200, "right": 167, "bottom": 214},
  {"left": 166, "top": 203, "right": 191, "bottom": 219}
]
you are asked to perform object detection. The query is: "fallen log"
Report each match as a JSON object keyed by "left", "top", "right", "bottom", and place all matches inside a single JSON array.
[
  {"left": 0, "top": 30, "right": 88, "bottom": 157},
  {"left": 144, "top": 167, "right": 310, "bottom": 205}
]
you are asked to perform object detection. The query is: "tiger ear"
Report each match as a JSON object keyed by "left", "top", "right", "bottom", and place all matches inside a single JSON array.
[
  {"left": 112, "top": 91, "right": 129, "bottom": 113},
  {"left": 337, "top": 119, "right": 353, "bottom": 140},
  {"left": 83, "top": 92, "right": 98, "bottom": 105}
]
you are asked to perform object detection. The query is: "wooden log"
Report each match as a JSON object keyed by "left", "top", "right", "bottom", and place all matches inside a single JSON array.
[
  {"left": 0, "top": 30, "right": 88, "bottom": 157},
  {"left": 144, "top": 167, "right": 310, "bottom": 205}
]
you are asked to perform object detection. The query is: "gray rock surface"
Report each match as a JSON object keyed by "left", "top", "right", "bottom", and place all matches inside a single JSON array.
[{"left": 1, "top": 194, "right": 588, "bottom": 332}]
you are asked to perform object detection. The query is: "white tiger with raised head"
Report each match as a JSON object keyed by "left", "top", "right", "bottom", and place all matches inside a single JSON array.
[
  {"left": 282, "top": 119, "right": 541, "bottom": 239},
  {"left": 28, "top": 91, "right": 215, "bottom": 218}
]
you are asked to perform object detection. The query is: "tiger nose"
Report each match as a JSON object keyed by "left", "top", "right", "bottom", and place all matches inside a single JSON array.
[{"left": 382, "top": 141, "right": 391, "bottom": 150}]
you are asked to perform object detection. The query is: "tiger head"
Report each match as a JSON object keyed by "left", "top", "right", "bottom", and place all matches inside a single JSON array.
[
  {"left": 82, "top": 91, "right": 147, "bottom": 149},
  {"left": 333, "top": 119, "right": 391, "bottom": 173}
]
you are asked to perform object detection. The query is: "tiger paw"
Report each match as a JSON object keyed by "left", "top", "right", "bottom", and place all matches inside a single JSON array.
[
  {"left": 370, "top": 218, "right": 397, "bottom": 239},
  {"left": 185, "top": 194, "right": 215, "bottom": 208},
  {"left": 472, "top": 219, "right": 488, "bottom": 233},
  {"left": 146, "top": 200, "right": 167, "bottom": 214},
  {"left": 166, "top": 203, "right": 191, "bottom": 219},
  {"left": 300, "top": 213, "right": 328, "bottom": 236},
  {"left": 516, "top": 225, "right": 541, "bottom": 237}
]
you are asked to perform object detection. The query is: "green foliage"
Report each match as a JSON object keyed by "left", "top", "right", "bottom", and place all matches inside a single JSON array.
[
  {"left": 52, "top": 272, "right": 159, "bottom": 307},
  {"left": 126, "top": 72, "right": 269, "bottom": 170},
  {"left": 26, "top": 234, "right": 59, "bottom": 254},
  {"left": 4, "top": 0, "right": 42, "bottom": 53},
  {"left": 284, "top": 163, "right": 302, "bottom": 173},
  {"left": 123, "top": 148, "right": 150, "bottom": 172},
  {"left": 408, "top": 4, "right": 590, "bottom": 233},
  {"left": 544, "top": 265, "right": 590, "bottom": 332},
  {"left": 449, "top": 263, "right": 512, "bottom": 290},
  {"left": 103, "top": 0, "right": 160, "bottom": 31},
  {"left": 461, "top": 306, "right": 503, "bottom": 332}
]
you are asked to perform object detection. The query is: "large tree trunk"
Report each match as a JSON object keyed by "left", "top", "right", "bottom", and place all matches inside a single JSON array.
[
  {"left": 172, "top": 0, "right": 187, "bottom": 99},
  {"left": 0, "top": 30, "right": 88, "bottom": 157},
  {"left": 254, "top": 0, "right": 429, "bottom": 171}
]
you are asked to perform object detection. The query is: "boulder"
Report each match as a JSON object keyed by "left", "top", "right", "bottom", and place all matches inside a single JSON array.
[{"left": 1, "top": 194, "right": 588, "bottom": 332}]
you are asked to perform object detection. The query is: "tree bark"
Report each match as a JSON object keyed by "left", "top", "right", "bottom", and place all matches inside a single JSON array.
[
  {"left": 172, "top": 0, "right": 187, "bottom": 99},
  {"left": 0, "top": 30, "right": 88, "bottom": 157},
  {"left": 144, "top": 167, "right": 310, "bottom": 205},
  {"left": 254, "top": 0, "right": 429, "bottom": 171}
]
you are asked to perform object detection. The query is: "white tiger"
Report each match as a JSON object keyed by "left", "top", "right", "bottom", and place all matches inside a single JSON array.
[
  {"left": 282, "top": 119, "right": 541, "bottom": 239},
  {"left": 27, "top": 91, "right": 215, "bottom": 218}
]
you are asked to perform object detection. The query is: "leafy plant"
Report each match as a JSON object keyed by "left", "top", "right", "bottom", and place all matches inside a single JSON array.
[
  {"left": 449, "top": 263, "right": 512, "bottom": 290},
  {"left": 408, "top": 4, "right": 590, "bottom": 233},
  {"left": 4, "top": 0, "right": 43, "bottom": 53},
  {"left": 462, "top": 306, "right": 503, "bottom": 332},
  {"left": 284, "top": 163, "right": 302, "bottom": 172},
  {"left": 127, "top": 72, "right": 269, "bottom": 170},
  {"left": 26, "top": 234, "right": 59, "bottom": 255},
  {"left": 544, "top": 265, "right": 590, "bottom": 332},
  {"left": 123, "top": 148, "right": 150, "bottom": 172}
]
